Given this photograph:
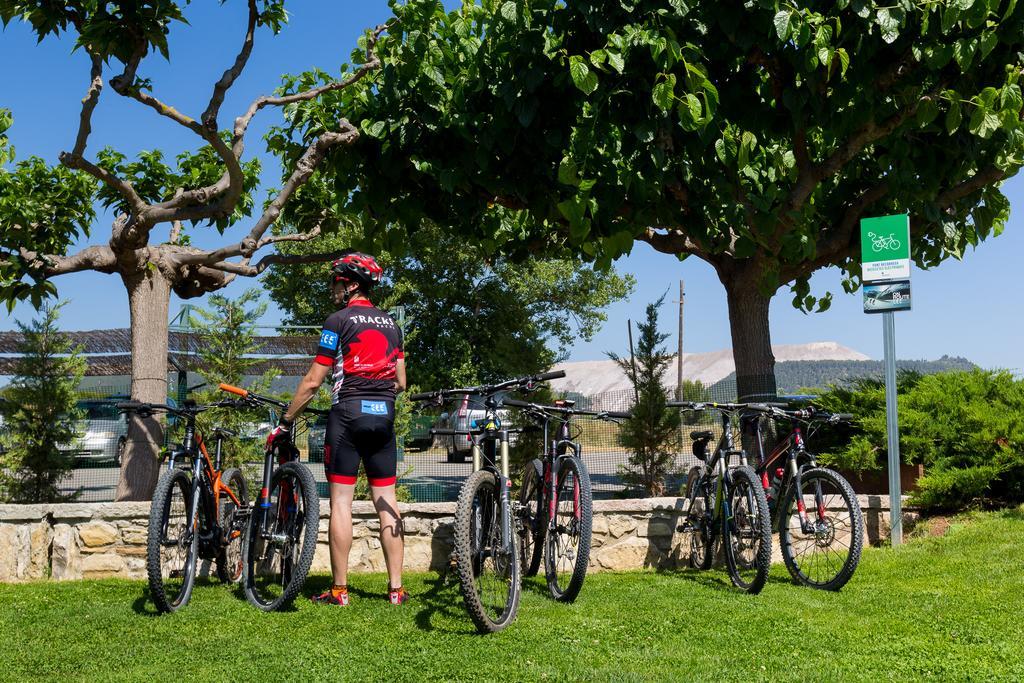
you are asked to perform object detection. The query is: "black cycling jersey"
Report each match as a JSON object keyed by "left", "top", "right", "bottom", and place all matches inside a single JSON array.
[{"left": 314, "top": 300, "right": 404, "bottom": 404}]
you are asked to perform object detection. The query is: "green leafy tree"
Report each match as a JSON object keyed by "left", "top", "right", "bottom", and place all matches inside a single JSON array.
[
  {"left": 0, "top": 2, "right": 390, "bottom": 499},
  {"left": 263, "top": 220, "right": 633, "bottom": 389},
  {"left": 276, "top": 0, "right": 1024, "bottom": 402},
  {"left": 677, "top": 379, "right": 711, "bottom": 402},
  {"left": 186, "top": 289, "right": 280, "bottom": 468},
  {"left": 609, "top": 295, "right": 682, "bottom": 497},
  {"left": 0, "top": 302, "right": 86, "bottom": 503}
]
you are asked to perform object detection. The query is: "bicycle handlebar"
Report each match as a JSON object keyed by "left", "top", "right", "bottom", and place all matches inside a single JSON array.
[
  {"left": 117, "top": 400, "right": 187, "bottom": 416},
  {"left": 666, "top": 400, "right": 785, "bottom": 412},
  {"left": 408, "top": 370, "right": 568, "bottom": 404},
  {"left": 501, "top": 398, "right": 532, "bottom": 409},
  {"left": 431, "top": 426, "right": 529, "bottom": 437},
  {"left": 756, "top": 406, "right": 855, "bottom": 423},
  {"left": 502, "top": 398, "right": 631, "bottom": 422},
  {"left": 533, "top": 370, "right": 567, "bottom": 382},
  {"left": 217, "top": 383, "right": 328, "bottom": 417}
]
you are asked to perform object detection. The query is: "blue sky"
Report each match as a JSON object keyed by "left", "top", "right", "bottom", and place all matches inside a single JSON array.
[{"left": 1, "top": 2, "right": 1022, "bottom": 372}]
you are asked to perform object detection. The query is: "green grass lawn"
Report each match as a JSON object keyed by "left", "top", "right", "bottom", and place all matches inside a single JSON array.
[{"left": 2, "top": 510, "right": 1023, "bottom": 682}]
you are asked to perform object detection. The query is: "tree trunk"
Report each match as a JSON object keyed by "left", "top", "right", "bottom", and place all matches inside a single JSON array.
[
  {"left": 723, "top": 279, "right": 778, "bottom": 402},
  {"left": 114, "top": 268, "right": 171, "bottom": 501}
]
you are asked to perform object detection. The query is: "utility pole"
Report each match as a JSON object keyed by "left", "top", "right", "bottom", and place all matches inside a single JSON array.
[
  {"left": 676, "top": 280, "right": 685, "bottom": 400},
  {"left": 627, "top": 319, "right": 640, "bottom": 406}
]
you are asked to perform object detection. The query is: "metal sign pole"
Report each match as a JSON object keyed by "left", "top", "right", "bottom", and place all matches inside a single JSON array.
[{"left": 882, "top": 311, "right": 902, "bottom": 546}]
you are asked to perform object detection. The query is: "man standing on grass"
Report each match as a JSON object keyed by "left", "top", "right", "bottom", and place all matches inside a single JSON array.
[{"left": 270, "top": 252, "right": 409, "bottom": 606}]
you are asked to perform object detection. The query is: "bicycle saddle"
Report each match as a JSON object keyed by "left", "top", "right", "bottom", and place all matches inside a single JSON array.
[
  {"left": 213, "top": 427, "right": 238, "bottom": 438},
  {"left": 690, "top": 430, "right": 713, "bottom": 441}
]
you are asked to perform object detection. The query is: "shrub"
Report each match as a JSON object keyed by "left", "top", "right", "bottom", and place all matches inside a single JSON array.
[
  {"left": 814, "top": 369, "right": 1024, "bottom": 511},
  {"left": 0, "top": 303, "right": 85, "bottom": 503},
  {"left": 608, "top": 295, "right": 681, "bottom": 497}
]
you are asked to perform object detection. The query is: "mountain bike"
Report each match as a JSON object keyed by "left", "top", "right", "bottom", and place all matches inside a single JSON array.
[
  {"left": 747, "top": 405, "right": 864, "bottom": 591},
  {"left": 117, "top": 399, "right": 250, "bottom": 613},
  {"left": 507, "top": 397, "right": 625, "bottom": 602},
  {"left": 672, "top": 401, "right": 773, "bottom": 594},
  {"left": 218, "top": 384, "right": 326, "bottom": 611},
  {"left": 410, "top": 370, "right": 565, "bottom": 633}
]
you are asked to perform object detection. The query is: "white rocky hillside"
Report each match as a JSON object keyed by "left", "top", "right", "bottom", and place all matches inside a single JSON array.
[{"left": 549, "top": 341, "right": 870, "bottom": 398}]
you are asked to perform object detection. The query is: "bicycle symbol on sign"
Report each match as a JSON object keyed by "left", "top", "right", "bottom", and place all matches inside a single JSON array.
[{"left": 867, "top": 232, "right": 901, "bottom": 252}]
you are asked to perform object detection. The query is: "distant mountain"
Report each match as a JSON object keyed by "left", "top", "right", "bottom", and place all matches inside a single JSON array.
[
  {"left": 709, "top": 355, "right": 978, "bottom": 397},
  {"left": 551, "top": 341, "right": 870, "bottom": 398}
]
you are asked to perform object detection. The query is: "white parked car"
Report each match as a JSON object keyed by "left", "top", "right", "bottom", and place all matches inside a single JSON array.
[{"left": 436, "top": 393, "right": 518, "bottom": 463}]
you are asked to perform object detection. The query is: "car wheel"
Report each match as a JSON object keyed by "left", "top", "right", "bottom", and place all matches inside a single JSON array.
[{"left": 116, "top": 437, "right": 126, "bottom": 467}]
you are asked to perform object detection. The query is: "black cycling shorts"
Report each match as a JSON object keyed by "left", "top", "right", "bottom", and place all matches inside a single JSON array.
[{"left": 324, "top": 398, "right": 397, "bottom": 487}]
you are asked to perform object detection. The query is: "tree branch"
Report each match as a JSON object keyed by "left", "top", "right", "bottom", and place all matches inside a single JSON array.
[
  {"left": 15, "top": 245, "right": 119, "bottom": 276},
  {"left": 201, "top": 248, "right": 347, "bottom": 278},
  {"left": 202, "top": 0, "right": 259, "bottom": 129},
  {"left": 155, "top": 22, "right": 389, "bottom": 228},
  {"left": 229, "top": 126, "right": 358, "bottom": 258},
  {"left": 231, "top": 22, "right": 389, "bottom": 156},
  {"left": 780, "top": 182, "right": 890, "bottom": 281},
  {"left": 784, "top": 105, "right": 913, "bottom": 217},
  {"left": 58, "top": 152, "right": 147, "bottom": 216},
  {"left": 936, "top": 165, "right": 1006, "bottom": 209},
  {"left": 112, "top": 77, "right": 203, "bottom": 135},
  {"left": 638, "top": 227, "right": 705, "bottom": 257},
  {"left": 167, "top": 189, "right": 185, "bottom": 244},
  {"left": 70, "top": 53, "right": 104, "bottom": 156},
  {"left": 169, "top": 208, "right": 335, "bottom": 270},
  {"left": 108, "top": 45, "right": 245, "bottom": 221}
]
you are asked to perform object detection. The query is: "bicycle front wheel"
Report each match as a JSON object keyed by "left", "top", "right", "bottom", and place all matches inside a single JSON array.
[
  {"left": 146, "top": 468, "right": 199, "bottom": 613},
  {"left": 723, "top": 465, "right": 772, "bottom": 594},
  {"left": 518, "top": 461, "right": 546, "bottom": 577},
  {"left": 455, "top": 469, "right": 521, "bottom": 633},
  {"left": 779, "top": 467, "right": 864, "bottom": 591},
  {"left": 242, "top": 461, "right": 320, "bottom": 611},
  {"left": 544, "top": 457, "right": 592, "bottom": 602},
  {"left": 216, "top": 467, "right": 249, "bottom": 584}
]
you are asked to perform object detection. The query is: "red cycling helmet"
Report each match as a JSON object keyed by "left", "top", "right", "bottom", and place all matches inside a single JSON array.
[{"left": 331, "top": 252, "right": 383, "bottom": 290}]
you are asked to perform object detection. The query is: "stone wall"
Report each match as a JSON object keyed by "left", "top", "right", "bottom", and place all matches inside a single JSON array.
[{"left": 0, "top": 496, "right": 916, "bottom": 583}]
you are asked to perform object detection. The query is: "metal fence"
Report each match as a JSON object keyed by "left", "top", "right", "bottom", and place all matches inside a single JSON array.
[{"left": 0, "top": 378, "right": 770, "bottom": 503}]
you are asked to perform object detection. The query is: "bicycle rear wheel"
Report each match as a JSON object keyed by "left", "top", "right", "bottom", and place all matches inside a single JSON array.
[
  {"left": 242, "top": 461, "right": 320, "bottom": 611},
  {"left": 146, "top": 468, "right": 198, "bottom": 613},
  {"left": 683, "top": 465, "right": 713, "bottom": 570},
  {"left": 544, "top": 457, "right": 592, "bottom": 602},
  {"left": 517, "top": 460, "right": 545, "bottom": 577},
  {"left": 779, "top": 467, "right": 864, "bottom": 591},
  {"left": 455, "top": 469, "right": 521, "bottom": 633},
  {"left": 216, "top": 467, "right": 249, "bottom": 583},
  {"left": 723, "top": 465, "right": 772, "bottom": 594}
]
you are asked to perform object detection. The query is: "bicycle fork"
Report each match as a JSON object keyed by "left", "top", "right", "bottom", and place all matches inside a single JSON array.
[
  {"left": 783, "top": 429, "right": 828, "bottom": 534},
  {"left": 472, "top": 432, "right": 515, "bottom": 559}
]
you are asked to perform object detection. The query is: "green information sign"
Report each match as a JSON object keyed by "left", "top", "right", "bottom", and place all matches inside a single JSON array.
[{"left": 861, "top": 214, "right": 910, "bottom": 282}]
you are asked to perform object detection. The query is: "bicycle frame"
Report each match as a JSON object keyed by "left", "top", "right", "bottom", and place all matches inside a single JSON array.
[
  {"left": 537, "top": 413, "right": 582, "bottom": 528},
  {"left": 701, "top": 410, "right": 745, "bottom": 536},
  {"left": 751, "top": 416, "right": 827, "bottom": 535},
  {"left": 465, "top": 396, "right": 516, "bottom": 559},
  {"left": 168, "top": 414, "right": 245, "bottom": 559}
]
